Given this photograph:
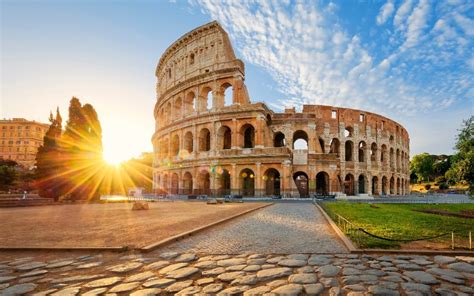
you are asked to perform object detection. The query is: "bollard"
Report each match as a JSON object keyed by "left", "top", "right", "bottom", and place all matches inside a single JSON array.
[{"left": 451, "top": 232, "right": 454, "bottom": 250}]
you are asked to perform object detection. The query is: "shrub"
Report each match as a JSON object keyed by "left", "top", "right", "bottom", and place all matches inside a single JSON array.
[
  {"left": 424, "top": 184, "right": 431, "bottom": 190},
  {"left": 438, "top": 183, "right": 449, "bottom": 190}
]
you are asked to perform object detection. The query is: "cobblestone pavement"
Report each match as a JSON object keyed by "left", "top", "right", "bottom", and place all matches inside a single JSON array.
[
  {"left": 160, "top": 203, "right": 348, "bottom": 254},
  {"left": 1, "top": 252, "right": 473, "bottom": 295}
]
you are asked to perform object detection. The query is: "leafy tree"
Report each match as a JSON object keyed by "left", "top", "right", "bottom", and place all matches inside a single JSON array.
[{"left": 410, "top": 153, "right": 434, "bottom": 182}]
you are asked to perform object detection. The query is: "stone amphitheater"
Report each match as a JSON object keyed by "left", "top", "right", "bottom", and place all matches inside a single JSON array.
[{"left": 152, "top": 21, "right": 410, "bottom": 198}]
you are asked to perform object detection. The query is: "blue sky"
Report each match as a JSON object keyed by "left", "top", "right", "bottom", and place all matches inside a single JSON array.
[{"left": 1, "top": 0, "right": 473, "bottom": 162}]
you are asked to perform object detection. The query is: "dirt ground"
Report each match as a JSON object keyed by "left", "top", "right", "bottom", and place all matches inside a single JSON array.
[{"left": 0, "top": 201, "right": 268, "bottom": 248}]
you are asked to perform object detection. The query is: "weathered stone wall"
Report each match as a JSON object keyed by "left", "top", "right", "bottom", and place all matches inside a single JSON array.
[{"left": 152, "top": 21, "right": 410, "bottom": 197}]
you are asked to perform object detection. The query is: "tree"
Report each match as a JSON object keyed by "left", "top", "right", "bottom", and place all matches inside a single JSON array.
[
  {"left": 410, "top": 153, "right": 434, "bottom": 182},
  {"left": 446, "top": 116, "right": 474, "bottom": 194}
]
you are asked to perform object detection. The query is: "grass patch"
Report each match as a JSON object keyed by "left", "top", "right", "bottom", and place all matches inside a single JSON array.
[{"left": 322, "top": 202, "right": 474, "bottom": 249}]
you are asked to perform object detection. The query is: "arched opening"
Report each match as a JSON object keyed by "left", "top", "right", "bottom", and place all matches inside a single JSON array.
[
  {"left": 198, "top": 170, "right": 210, "bottom": 195},
  {"left": 358, "top": 174, "right": 366, "bottom": 194},
  {"left": 217, "top": 126, "right": 232, "bottom": 150},
  {"left": 382, "top": 176, "right": 388, "bottom": 195},
  {"left": 372, "top": 176, "right": 379, "bottom": 195},
  {"left": 183, "top": 172, "right": 193, "bottom": 195},
  {"left": 171, "top": 173, "right": 179, "bottom": 194},
  {"left": 293, "top": 130, "right": 308, "bottom": 149},
  {"left": 330, "top": 138, "right": 340, "bottom": 157},
  {"left": 344, "top": 174, "right": 355, "bottom": 195},
  {"left": 390, "top": 177, "right": 395, "bottom": 194},
  {"left": 199, "top": 128, "right": 211, "bottom": 151},
  {"left": 344, "top": 126, "right": 353, "bottom": 138},
  {"left": 222, "top": 83, "right": 233, "bottom": 106},
  {"left": 396, "top": 178, "right": 401, "bottom": 195},
  {"left": 171, "top": 134, "right": 179, "bottom": 156},
  {"left": 293, "top": 171, "right": 309, "bottom": 197},
  {"left": 217, "top": 168, "right": 231, "bottom": 196},
  {"left": 316, "top": 171, "right": 330, "bottom": 195},
  {"left": 264, "top": 168, "right": 280, "bottom": 196},
  {"left": 370, "top": 143, "right": 377, "bottom": 162},
  {"left": 185, "top": 92, "right": 196, "bottom": 115},
  {"left": 318, "top": 138, "right": 325, "bottom": 153},
  {"left": 345, "top": 141, "right": 353, "bottom": 161},
  {"left": 358, "top": 141, "right": 366, "bottom": 162},
  {"left": 240, "top": 168, "right": 255, "bottom": 196},
  {"left": 174, "top": 97, "right": 182, "bottom": 119},
  {"left": 274, "top": 132, "right": 286, "bottom": 147},
  {"left": 184, "top": 131, "right": 193, "bottom": 154},
  {"left": 241, "top": 124, "right": 255, "bottom": 148}
]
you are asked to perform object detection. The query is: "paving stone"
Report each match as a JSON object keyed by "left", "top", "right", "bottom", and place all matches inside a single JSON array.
[
  {"left": 401, "top": 282, "right": 432, "bottom": 295},
  {"left": 107, "top": 262, "right": 142, "bottom": 273},
  {"left": 20, "top": 269, "right": 48, "bottom": 278},
  {"left": 217, "top": 271, "right": 245, "bottom": 282},
  {"left": 202, "top": 283, "right": 224, "bottom": 293},
  {"left": 368, "top": 285, "right": 400, "bottom": 296},
  {"left": 165, "top": 267, "right": 199, "bottom": 279},
  {"left": 129, "top": 288, "right": 162, "bottom": 296},
  {"left": 108, "top": 281, "right": 140, "bottom": 293},
  {"left": 174, "top": 253, "right": 196, "bottom": 262},
  {"left": 217, "top": 258, "right": 246, "bottom": 267},
  {"left": 76, "top": 262, "right": 102, "bottom": 269},
  {"left": 256, "top": 267, "right": 292, "bottom": 281},
  {"left": 0, "top": 276, "right": 16, "bottom": 284},
  {"left": 433, "top": 256, "right": 456, "bottom": 265},
  {"left": 50, "top": 287, "right": 80, "bottom": 296},
  {"left": 81, "top": 287, "right": 108, "bottom": 296},
  {"left": 46, "top": 260, "right": 75, "bottom": 269},
  {"left": 159, "top": 252, "right": 179, "bottom": 260},
  {"left": 244, "top": 285, "right": 271, "bottom": 295},
  {"left": 84, "top": 276, "right": 123, "bottom": 288},
  {"left": 288, "top": 273, "right": 317, "bottom": 284},
  {"left": 196, "top": 277, "right": 214, "bottom": 285},
  {"left": 175, "top": 286, "right": 202, "bottom": 295},
  {"left": 217, "top": 285, "right": 250, "bottom": 295},
  {"left": 231, "top": 274, "right": 257, "bottom": 285},
  {"left": 123, "top": 271, "right": 155, "bottom": 283},
  {"left": 243, "top": 265, "right": 261, "bottom": 272},
  {"left": 278, "top": 259, "right": 307, "bottom": 267},
  {"left": 0, "top": 283, "right": 38, "bottom": 295},
  {"left": 447, "top": 262, "right": 474, "bottom": 273},
  {"left": 272, "top": 283, "right": 303, "bottom": 295},
  {"left": 158, "top": 263, "right": 188, "bottom": 274},
  {"left": 404, "top": 271, "right": 439, "bottom": 284},
  {"left": 145, "top": 261, "right": 169, "bottom": 270},
  {"left": 304, "top": 283, "right": 324, "bottom": 295},
  {"left": 194, "top": 260, "right": 216, "bottom": 269},
  {"left": 16, "top": 262, "right": 46, "bottom": 271},
  {"left": 318, "top": 265, "right": 341, "bottom": 277},
  {"left": 142, "top": 278, "right": 176, "bottom": 288}
]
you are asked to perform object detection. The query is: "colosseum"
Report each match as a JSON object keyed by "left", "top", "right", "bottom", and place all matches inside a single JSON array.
[{"left": 152, "top": 21, "right": 410, "bottom": 198}]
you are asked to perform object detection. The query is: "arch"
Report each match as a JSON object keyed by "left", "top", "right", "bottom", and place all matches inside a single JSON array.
[
  {"left": 293, "top": 130, "right": 308, "bottom": 149},
  {"left": 182, "top": 172, "right": 193, "bottom": 195},
  {"left": 240, "top": 168, "right": 255, "bottom": 196},
  {"left": 264, "top": 168, "right": 280, "bottom": 196},
  {"left": 382, "top": 176, "right": 388, "bottom": 195},
  {"left": 221, "top": 83, "right": 233, "bottom": 106},
  {"left": 318, "top": 137, "right": 325, "bottom": 153},
  {"left": 293, "top": 171, "right": 309, "bottom": 197},
  {"left": 171, "top": 134, "right": 180, "bottom": 156},
  {"left": 358, "top": 174, "right": 366, "bottom": 194},
  {"left": 170, "top": 173, "right": 179, "bottom": 194},
  {"left": 372, "top": 176, "right": 379, "bottom": 195},
  {"left": 185, "top": 91, "right": 196, "bottom": 115},
  {"left": 241, "top": 124, "right": 255, "bottom": 148},
  {"left": 174, "top": 97, "right": 182, "bottom": 119},
  {"left": 345, "top": 141, "right": 353, "bottom": 161},
  {"left": 390, "top": 176, "right": 395, "bottom": 194},
  {"left": 344, "top": 174, "right": 355, "bottom": 195},
  {"left": 316, "top": 171, "right": 330, "bottom": 195},
  {"left": 217, "top": 126, "right": 232, "bottom": 150},
  {"left": 198, "top": 169, "right": 210, "bottom": 195},
  {"left": 274, "top": 132, "right": 286, "bottom": 147},
  {"left": 344, "top": 126, "right": 354, "bottom": 138},
  {"left": 330, "top": 138, "right": 340, "bottom": 157},
  {"left": 358, "top": 141, "right": 366, "bottom": 162},
  {"left": 370, "top": 143, "right": 377, "bottom": 162},
  {"left": 217, "top": 168, "right": 231, "bottom": 196},
  {"left": 198, "top": 128, "right": 211, "bottom": 151},
  {"left": 184, "top": 131, "right": 193, "bottom": 153}
]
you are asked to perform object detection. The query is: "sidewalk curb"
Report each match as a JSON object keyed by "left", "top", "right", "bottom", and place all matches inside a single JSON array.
[{"left": 140, "top": 202, "right": 274, "bottom": 252}]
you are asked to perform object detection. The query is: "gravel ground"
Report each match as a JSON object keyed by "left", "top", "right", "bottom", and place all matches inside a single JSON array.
[
  {"left": 160, "top": 202, "right": 348, "bottom": 254},
  {"left": 0, "top": 201, "right": 267, "bottom": 248}
]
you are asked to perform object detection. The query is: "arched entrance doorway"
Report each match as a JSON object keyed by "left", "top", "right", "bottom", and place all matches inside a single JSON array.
[
  {"left": 264, "top": 168, "right": 280, "bottom": 196},
  {"left": 316, "top": 172, "right": 330, "bottom": 195},
  {"left": 293, "top": 171, "right": 309, "bottom": 197},
  {"left": 240, "top": 168, "right": 255, "bottom": 196}
]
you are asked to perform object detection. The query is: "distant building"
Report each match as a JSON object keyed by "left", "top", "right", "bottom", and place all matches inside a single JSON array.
[{"left": 0, "top": 118, "right": 49, "bottom": 169}]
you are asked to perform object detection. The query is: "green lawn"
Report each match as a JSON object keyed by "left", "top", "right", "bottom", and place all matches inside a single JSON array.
[{"left": 322, "top": 202, "right": 474, "bottom": 249}]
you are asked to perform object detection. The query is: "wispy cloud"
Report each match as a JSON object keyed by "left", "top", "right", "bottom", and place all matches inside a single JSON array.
[{"left": 192, "top": 0, "right": 473, "bottom": 116}]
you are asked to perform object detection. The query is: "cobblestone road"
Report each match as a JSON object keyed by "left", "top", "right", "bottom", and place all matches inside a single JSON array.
[{"left": 160, "top": 202, "right": 348, "bottom": 254}]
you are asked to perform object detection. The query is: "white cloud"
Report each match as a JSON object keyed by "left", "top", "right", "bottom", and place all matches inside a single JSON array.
[{"left": 376, "top": 0, "right": 395, "bottom": 25}]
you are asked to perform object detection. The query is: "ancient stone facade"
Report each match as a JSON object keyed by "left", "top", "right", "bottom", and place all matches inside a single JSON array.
[{"left": 152, "top": 21, "right": 410, "bottom": 197}]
